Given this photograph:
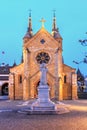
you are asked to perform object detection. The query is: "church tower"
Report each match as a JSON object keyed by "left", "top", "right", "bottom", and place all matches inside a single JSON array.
[
  {"left": 51, "top": 11, "right": 63, "bottom": 100},
  {"left": 9, "top": 12, "right": 78, "bottom": 101},
  {"left": 23, "top": 11, "right": 33, "bottom": 43}
]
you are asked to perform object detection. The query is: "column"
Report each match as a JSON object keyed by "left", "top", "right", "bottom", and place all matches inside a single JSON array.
[
  {"left": 58, "top": 48, "right": 63, "bottom": 100},
  {"left": 54, "top": 48, "right": 59, "bottom": 100},
  {"left": 23, "top": 47, "right": 30, "bottom": 100},
  {"left": 9, "top": 73, "right": 15, "bottom": 100},
  {"left": 72, "top": 72, "right": 78, "bottom": 99}
]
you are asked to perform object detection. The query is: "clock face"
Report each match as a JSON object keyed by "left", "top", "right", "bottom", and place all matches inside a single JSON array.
[{"left": 36, "top": 52, "right": 50, "bottom": 64}]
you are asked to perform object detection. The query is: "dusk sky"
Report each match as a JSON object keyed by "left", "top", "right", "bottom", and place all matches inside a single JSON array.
[{"left": 0, "top": 0, "right": 87, "bottom": 75}]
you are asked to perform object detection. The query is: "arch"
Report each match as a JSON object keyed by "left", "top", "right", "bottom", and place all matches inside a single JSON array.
[
  {"left": 34, "top": 80, "right": 51, "bottom": 98},
  {"left": 1, "top": 83, "right": 8, "bottom": 96}
]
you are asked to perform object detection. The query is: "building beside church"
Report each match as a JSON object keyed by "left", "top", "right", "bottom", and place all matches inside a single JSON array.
[
  {"left": 9, "top": 13, "right": 78, "bottom": 100},
  {"left": 0, "top": 65, "right": 10, "bottom": 97}
]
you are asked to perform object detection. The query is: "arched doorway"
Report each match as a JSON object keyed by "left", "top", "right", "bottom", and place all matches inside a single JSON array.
[
  {"left": 34, "top": 81, "right": 50, "bottom": 98},
  {"left": 2, "top": 83, "right": 8, "bottom": 96}
]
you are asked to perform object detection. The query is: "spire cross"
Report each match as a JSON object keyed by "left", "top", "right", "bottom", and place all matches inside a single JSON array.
[{"left": 40, "top": 18, "right": 46, "bottom": 28}]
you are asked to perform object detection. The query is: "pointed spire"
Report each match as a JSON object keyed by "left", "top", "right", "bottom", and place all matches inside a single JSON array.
[
  {"left": 27, "top": 9, "right": 33, "bottom": 36},
  {"left": 23, "top": 10, "right": 33, "bottom": 39},
  {"left": 21, "top": 52, "right": 23, "bottom": 63},
  {"left": 13, "top": 60, "right": 17, "bottom": 67},
  {"left": 52, "top": 10, "right": 62, "bottom": 39},
  {"left": 77, "top": 68, "right": 84, "bottom": 81},
  {"left": 52, "top": 10, "right": 57, "bottom": 32}
]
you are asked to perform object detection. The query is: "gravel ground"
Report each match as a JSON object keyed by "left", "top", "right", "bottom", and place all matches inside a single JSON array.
[{"left": 0, "top": 99, "right": 87, "bottom": 130}]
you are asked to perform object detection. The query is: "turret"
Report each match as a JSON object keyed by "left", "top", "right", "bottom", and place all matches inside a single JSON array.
[
  {"left": 23, "top": 10, "right": 33, "bottom": 43},
  {"left": 52, "top": 11, "right": 62, "bottom": 39},
  {"left": 13, "top": 60, "right": 17, "bottom": 67}
]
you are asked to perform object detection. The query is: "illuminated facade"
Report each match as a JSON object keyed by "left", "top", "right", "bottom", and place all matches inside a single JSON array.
[{"left": 9, "top": 13, "right": 78, "bottom": 100}]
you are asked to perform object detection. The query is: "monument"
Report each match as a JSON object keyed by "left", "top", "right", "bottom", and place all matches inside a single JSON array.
[
  {"left": 31, "top": 63, "right": 55, "bottom": 112},
  {"left": 19, "top": 63, "right": 69, "bottom": 114}
]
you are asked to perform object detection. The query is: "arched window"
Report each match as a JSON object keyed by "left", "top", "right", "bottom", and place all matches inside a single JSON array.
[
  {"left": 64, "top": 75, "right": 66, "bottom": 83},
  {"left": 19, "top": 75, "right": 22, "bottom": 83}
]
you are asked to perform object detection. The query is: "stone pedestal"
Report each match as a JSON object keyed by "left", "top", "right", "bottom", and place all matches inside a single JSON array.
[{"left": 31, "top": 84, "right": 55, "bottom": 111}]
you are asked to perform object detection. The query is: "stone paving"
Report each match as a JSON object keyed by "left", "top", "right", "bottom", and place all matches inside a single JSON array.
[{"left": 0, "top": 99, "right": 87, "bottom": 130}]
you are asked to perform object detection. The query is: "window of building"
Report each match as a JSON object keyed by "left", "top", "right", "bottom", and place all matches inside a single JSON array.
[
  {"left": 40, "top": 39, "right": 45, "bottom": 44},
  {"left": 19, "top": 75, "right": 22, "bottom": 83},
  {"left": 36, "top": 52, "right": 50, "bottom": 64},
  {"left": 64, "top": 75, "right": 66, "bottom": 83}
]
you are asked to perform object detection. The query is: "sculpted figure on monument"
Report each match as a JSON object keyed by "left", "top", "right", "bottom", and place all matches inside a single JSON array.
[{"left": 40, "top": 63, "right": 48, "bottom": 85}]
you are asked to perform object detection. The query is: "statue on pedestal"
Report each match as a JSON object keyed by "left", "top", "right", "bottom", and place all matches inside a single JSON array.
[{"left": 40, "top": 63, "right": 48, "bottom": 85}]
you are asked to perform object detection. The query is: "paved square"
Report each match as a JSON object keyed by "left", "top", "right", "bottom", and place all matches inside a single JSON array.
[{"left": 0, "top": 100, "right": 87, "bottom": 130}]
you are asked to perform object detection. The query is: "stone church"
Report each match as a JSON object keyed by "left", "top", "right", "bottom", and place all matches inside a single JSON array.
[{"left": 9, "top": 13, "right": 78, "bottom": 100}]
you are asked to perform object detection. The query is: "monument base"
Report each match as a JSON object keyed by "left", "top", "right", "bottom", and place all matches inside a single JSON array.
[
  {"left": 19, "top": 110, "right": 58, "bottom": 115},
  {"left": 30, "top": 84, "right": 55, "bottom": 112},
  {"left": 31, "top": 100, "right": 55, "bottom": 111},
  {"left": 18, "top": 102, "right": 69, "bottom": 115},
  {"left": 18, "top": 85, "right": 69, "bottom": 115}
]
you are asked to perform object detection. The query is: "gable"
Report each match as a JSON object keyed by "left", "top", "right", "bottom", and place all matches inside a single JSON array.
[
  {"left": 10, "top": 63, "right": 24, "bottom": 74},
  {"left": 63, "top": 64, "right": 76, "bottom": 73},
  {"left": 24, "top": 28, "right": 59, "bottom": 50}
]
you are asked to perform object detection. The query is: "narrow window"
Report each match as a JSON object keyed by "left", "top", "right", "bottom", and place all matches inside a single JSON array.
[
  {"left": 64, "top": 75, "right": 66, "bottom": 83},
  {"left": 19, "top": 75, "right": 22, "bottom": 83}
]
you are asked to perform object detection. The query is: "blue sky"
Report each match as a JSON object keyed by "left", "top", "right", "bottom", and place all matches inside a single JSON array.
[{"left": 0, "top": 0, "right": 87, "bottom": 75}]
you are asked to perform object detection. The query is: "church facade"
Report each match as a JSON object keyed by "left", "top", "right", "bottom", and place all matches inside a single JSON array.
[{"left": 9, "top": 13, "right": 78, "bottom": 100}]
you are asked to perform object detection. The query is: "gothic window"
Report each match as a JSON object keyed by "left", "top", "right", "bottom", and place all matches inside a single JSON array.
[
  {"left": 64, "top": 75, "right": 66, "bottom": 83},
  {"left": 19, "top": 75, "right": 22, "bottom": 83},
  {"left": 36, "top": 52, "right": 50, "bottom": 64}
]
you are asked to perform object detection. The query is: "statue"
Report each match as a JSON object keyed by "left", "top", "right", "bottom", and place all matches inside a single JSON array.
[{"left": 40, "top": 63, "right": 48, "bottom": 85}]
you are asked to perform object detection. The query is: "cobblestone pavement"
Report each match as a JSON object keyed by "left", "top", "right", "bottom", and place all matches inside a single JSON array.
[{"left": 0, "top": 99, "right": 87, "bottom": 130}]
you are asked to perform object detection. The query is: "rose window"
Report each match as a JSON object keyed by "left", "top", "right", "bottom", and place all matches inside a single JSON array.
[{"left": 36, "top": 52, "right": 50, "bottom": 64}]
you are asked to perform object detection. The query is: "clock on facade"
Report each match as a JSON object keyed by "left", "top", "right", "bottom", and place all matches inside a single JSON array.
[{"left": 36, "top": 52, "right": 50, "bottom": 64}]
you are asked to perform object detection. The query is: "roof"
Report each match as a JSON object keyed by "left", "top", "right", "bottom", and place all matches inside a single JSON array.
[
  {"left": 0, "top": 76, "right": 9, "bottom": 80},
  {"left": 23, "top": 31, "right": 32, "bottom": 39},
  {"left": 77, "top": 68, "right": 84, "bottom": 81},
  {"left": 54, "top": 31, "right": 62, "bottom": 39},
  {"left": 63, "top": 64, "right": 76, "bottom": 71},
  {"left": 0, "top": 66, "right": 12, "bottom": 74},
  {"left": 24, "top": 27, "right": 59, "bottom": 48}
]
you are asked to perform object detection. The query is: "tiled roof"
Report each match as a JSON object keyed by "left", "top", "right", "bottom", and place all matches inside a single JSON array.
[
  {"left": 0, "top": 76, "right": 9, "bottom": 80},
  {"left": 77, "top": 68, "right": 84, "bottom": 81},
  {"left": 0, "top": 66, "right": 11, "bottom": 74}
]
